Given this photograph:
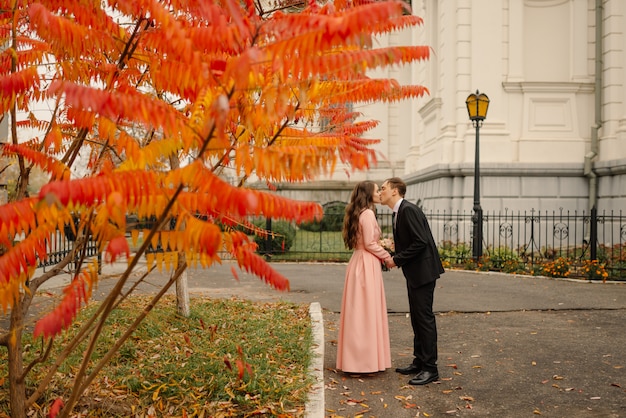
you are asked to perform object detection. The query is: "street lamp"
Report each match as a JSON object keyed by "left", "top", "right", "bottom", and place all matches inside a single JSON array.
[{"left": 466, "top": 90, "right": 490, "bottom": 260}]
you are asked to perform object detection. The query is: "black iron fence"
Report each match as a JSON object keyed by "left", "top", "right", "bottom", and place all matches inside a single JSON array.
[
  {"left": 39, "top": 229, "right": 101, "bottom": 272},
  {"left": 428, "top": 208, "right": 625, "bottom": 280},
  {"left": 267, "top": 208, "right": 626, "bottom": 281},
  {"left": 37, "top": 208, "right": 626, "bottom": 281}
]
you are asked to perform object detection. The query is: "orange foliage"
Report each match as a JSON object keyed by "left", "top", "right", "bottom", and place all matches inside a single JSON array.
[
  {"left": 33, "top": 262, "right": 98, "bottom": 339},
  {"left": 0, "top": 0, "right": 429, "bottom": 338}
]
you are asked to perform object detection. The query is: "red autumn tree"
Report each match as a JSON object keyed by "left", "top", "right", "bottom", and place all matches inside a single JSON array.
[{"left": 0, "top": 0, "right": 429, "bottom": 416}]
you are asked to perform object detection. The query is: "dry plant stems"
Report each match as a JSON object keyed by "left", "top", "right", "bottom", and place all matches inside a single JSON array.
[
  {"left": 63, "top": 261, "right": 186, "bottom": 418},
  {"left": 21, "top": 262, "right": 158, "bottom": 414},
  {"left": 4, "top": 234, "right": 90, "bottom": 415},
  {"left": 20, "top": 189, "right": 182, "bottom": 414},
  {"left": 55, "top": 189, "right": 186, "bottom": 418}
]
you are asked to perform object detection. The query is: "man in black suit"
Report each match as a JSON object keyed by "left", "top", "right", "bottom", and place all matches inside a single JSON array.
[{"left": 380, "top": 177, "right": 445, "bottom": 385}]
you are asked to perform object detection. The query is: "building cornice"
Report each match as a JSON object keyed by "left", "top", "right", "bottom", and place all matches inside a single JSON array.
[
  {"left": 502, "top": 81, "right": 594, "bottom": 94},
  {"left": 404, "top": 162, "right": 586, "bottom": 184},
  {"left": 594, "top": 158, "right": 626, "bottom": 176}
]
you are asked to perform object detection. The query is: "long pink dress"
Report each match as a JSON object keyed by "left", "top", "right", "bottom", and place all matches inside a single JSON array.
[{"left": 336, "top": 209, "right": 392, "bottom": 373}]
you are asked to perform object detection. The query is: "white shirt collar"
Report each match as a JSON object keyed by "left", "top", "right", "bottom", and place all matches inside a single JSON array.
[{"left": 392, "top": 198, "right": 403, "bottom": 213}]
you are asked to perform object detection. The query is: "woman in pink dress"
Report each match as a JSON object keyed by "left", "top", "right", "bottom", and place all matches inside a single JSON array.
[{"left": 336, "top": 181, "right": 392, "bottom": 373}]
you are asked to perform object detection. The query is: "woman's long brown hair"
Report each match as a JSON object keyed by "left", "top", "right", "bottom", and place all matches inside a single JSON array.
[{"left": 342, "top": 181, "right": 376, "bottom": 250}]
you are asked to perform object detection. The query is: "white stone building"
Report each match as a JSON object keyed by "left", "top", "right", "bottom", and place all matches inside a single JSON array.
[{"left": 272, "top": 0, "right": 626, "bottom": 216}]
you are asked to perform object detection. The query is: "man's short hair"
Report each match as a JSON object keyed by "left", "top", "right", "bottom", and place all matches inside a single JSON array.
[{"left": 385, "top": 177, "right": 406, "bottom": 197}]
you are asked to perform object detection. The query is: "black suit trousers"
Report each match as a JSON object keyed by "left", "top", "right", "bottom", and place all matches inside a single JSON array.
[{"left": 406, "top": 280, "right": 438, "bottom": 372}]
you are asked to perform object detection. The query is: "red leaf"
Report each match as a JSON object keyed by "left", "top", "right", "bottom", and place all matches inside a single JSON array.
[
  {"left": 235, "top": 358, "right": 245, "bottom": 380},
  {"left": 48, "top": 397, "right": 64, "bottom": 418},
  {"left": 34, "top": 269, "right": 94, "bottom": 339},
  {"left": 0, "top": 67, "right": 39, "bottom": 98},
  {"left": 1, "top": 143, "right": 69, "bottom": 181},
  {"left": 104, "top": 236, "right": 130, "bottom": 263},
  {"left": 236, "top": 250, "right": 290, "bottom": 291},
  {"left": 39, "top": 180, "right": 71, "bottom": 206}
]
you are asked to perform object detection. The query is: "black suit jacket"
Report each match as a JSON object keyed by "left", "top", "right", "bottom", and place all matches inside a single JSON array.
[{"left": 392, "top": 200, "right": 444, "bottom": 287}]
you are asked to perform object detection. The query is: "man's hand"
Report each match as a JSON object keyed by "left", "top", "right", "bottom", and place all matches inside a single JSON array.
[{"left": 385, "top": 258, "right": 396, "bottom": 269}]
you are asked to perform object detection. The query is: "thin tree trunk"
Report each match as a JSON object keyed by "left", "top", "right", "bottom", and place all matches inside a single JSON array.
[
  {"left": 175, "top": 253, "right": 190, "bottom": 317},
  {"left": 168, "top": 154, "right": 190, "bottom": 317},
  {"left": 8, "top": 297, "right": 26, "bottom": 418}
]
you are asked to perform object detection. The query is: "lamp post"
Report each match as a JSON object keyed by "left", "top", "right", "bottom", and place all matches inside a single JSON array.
[{"left": 466, "top": 90, "right": 490, "bottom": 260}]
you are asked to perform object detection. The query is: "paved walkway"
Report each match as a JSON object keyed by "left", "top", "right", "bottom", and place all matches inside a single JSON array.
[{"left": 33, "top": 261, "right": 626, "bottom": 417}]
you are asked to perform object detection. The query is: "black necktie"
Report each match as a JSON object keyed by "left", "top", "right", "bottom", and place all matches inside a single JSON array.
[{"left": 392, "top": 212, "right": 396, "bottom": 231}]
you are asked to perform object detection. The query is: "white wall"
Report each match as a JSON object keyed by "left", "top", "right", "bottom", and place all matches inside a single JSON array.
[{"left": 397, "top": 0, "right": 626, "bottom": 214}]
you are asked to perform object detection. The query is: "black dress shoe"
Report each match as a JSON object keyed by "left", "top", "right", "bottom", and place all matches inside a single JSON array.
[
  {"left": 395, "top": 364, "right": 421, "bottom": 375},
  {"left": 408, "top": 370, "right": 439, "bottom": 385}
]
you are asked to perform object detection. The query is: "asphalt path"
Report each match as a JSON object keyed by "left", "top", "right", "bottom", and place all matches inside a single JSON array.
[{"left": 81, "top": 260, "right": 626, "bottom": 313}]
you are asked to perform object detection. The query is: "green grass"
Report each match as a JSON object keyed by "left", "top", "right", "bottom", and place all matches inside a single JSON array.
[
  {"left": 0, "top": 296, "right": 314, "bottom": 417},
  {"left": 271, "top": 230, "right": 351, "bottom": 262}
]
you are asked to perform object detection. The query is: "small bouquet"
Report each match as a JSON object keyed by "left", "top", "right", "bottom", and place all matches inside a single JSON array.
[
  {"left": 379, "top": 237, "right": 395, "bottom": 255},
  {"left": 379, "top": 237, "right": 395, "bottom": 271}
]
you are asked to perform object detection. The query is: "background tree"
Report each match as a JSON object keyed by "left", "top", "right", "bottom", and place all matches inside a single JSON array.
[{"left": 0, "top": 0, "right": 430, "bottom": 416}]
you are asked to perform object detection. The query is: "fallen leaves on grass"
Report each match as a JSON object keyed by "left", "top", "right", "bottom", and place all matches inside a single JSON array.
[{"left": 1, "top": 296, "right": 314, "bottom": 417}]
